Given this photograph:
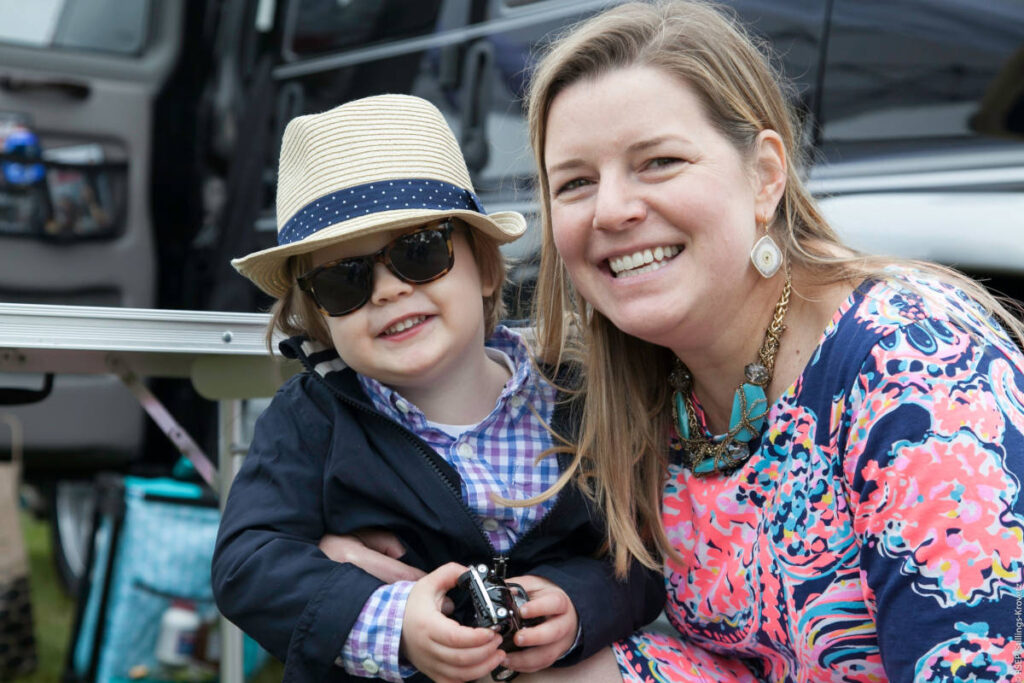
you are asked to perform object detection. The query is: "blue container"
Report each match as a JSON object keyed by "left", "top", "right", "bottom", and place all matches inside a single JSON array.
[
  {"left": 2, "top": 128, "right": 45, "bottom": 186},
  {"left": 66, "top": 475, "right": 269, "bottom": 682}
]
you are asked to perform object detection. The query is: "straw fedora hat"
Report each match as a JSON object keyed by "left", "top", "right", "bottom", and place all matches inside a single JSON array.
[{"left": 232, "top": 94, "right": 527, "bottom": 297}]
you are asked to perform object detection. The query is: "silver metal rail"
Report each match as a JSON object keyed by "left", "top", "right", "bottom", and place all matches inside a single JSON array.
[{"left": 0, "top": 302, "right": 292, "bottom": 394}]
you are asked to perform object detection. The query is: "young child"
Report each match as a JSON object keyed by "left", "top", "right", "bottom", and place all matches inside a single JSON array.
[{"left": 211, "top": 94, "right": 664, "bottom": 683}]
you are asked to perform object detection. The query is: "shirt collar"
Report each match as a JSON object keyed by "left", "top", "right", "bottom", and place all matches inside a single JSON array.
[{"left": 357, "top": 325, "right": 537, "bottom": 432}]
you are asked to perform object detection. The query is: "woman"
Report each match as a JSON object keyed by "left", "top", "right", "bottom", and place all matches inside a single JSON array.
[{"left": 527, "top": 1, "right": 1024, "bottom": 681}]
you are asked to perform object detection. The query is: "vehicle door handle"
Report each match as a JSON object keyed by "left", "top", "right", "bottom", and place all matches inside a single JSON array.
[
  {"left": 0, "top": 374, "right": 54, "bottom": 405},
  {"left": 0, "top": 75, "right": 90, "bottom": 101}
]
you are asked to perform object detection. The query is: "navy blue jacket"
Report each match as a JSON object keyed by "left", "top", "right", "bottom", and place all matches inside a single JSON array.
[{"left": 211, "top": 337, "right": 665, "bottom": 682}]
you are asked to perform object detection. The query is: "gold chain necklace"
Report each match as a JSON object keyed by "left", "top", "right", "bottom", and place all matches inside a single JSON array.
[{"left": 670, "top": 273, "right": 791, "bottom": 475}]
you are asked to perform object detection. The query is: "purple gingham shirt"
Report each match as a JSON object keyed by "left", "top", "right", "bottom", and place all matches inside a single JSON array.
[{"left": 338, "top": 326, "right": 560, "bottom": 680}]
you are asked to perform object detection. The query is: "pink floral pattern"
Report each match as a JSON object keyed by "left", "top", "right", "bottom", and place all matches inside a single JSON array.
[{"left": 616, "top": 273, "right": 1024, "bottom": 682}]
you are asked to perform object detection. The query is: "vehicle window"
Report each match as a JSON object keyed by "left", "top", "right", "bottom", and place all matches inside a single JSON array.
[
  {"left": 267, "top": 0, "right": 826, "bottom": 265},
  {"left": 502, "top": 0, "right": 554, "bottom": 7},
  {"left": 269, "top": 3, "right": 594, "bottom": 228},
  {"left": 284, "top": 0, "right": 444, "bottom": 60},
  {"left": 0, "top": 0, "right": 150, "bottom": 56},
  {"left": 822, "top": 0, "right": 1024, "bottom": 149},
  {"left": 472, "top": 0, "right": 825, "bottom": 198}
]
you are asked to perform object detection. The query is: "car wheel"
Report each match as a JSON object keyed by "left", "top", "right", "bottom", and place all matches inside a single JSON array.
[{"left": 50, "top": 479, "right": 97, "bottom": 596}]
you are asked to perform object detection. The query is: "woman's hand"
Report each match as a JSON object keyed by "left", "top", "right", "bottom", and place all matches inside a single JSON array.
[
  {"left": 401, "top": 563, "right": 506, "bottom": 683},
  {"left": 318, "top": 528, "right": 426, "bottom": 583},
  {"left": 502, "top": 574, "right": 579, "bottom": 673}
]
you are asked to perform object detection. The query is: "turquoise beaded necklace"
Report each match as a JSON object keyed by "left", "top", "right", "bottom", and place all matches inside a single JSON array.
[{"left": 670, "top": 274, "right": 791, "bottom": 475}]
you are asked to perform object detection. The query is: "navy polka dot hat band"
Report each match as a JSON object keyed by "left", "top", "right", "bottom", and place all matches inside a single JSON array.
[
  {"left": 231, "top": 94, "right": 526, "bottom": 298},
  {"left": 276, "top": 178, "right": 485, "bottom": 246}
]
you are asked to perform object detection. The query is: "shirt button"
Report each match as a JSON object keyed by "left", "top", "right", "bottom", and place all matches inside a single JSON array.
[
  {"left": 362, "top": 658, "right": 380, "bottom": 674},
  {"left": 482, "top": 518, "right": 500, "bottom": 532},
  {"left": 395, "top": 399, "right": 410, "bottom": 413},
  {"left": 456, "top": 442, "right": 475, "bottom": 458},
  {"left": 509, "top": 395, "right": 524, "bottom": 408}
]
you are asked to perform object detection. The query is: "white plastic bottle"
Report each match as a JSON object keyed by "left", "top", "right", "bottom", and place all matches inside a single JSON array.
[{"left": 155, "top": 599, "right": 201, "bottom": 667}]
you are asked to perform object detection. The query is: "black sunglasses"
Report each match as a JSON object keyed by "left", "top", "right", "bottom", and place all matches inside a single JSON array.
[{"left": 297, "top": 219, "right": 458, "bottom": 316}]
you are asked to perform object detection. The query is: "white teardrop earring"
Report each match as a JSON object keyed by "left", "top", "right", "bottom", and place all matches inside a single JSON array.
[{"left": 750, "top": 216, "right": 783, "bottom": 279}]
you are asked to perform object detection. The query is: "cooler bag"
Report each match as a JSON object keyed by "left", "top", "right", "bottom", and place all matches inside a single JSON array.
[{"left": 64, "top": 474, "right": 268, "bottom": 682}]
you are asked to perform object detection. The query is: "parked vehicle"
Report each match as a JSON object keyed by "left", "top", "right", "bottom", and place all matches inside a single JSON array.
[
  {"left": 1, "top": 0, "right": 198, "bottom": 589},
  {"left": 1, "top": 0, "right": 1021, "bottom": 589}
]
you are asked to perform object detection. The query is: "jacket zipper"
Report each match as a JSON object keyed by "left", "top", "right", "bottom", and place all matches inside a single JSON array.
[
  {"left": 315, "top": 375, "right": 496, "bottom": 555},
  {"left": 495, "top": 450, "right": 571, "bottom": 576},
  {"left": 309, "top": 364, "right": 572, "bottom": 579}
]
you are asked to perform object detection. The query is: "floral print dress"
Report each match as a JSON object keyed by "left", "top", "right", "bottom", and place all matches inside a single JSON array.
[{"left": 614, "top": 272, "right": 1024, "bottom": 682}]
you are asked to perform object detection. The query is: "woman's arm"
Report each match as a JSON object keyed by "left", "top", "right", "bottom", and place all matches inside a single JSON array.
[
  {"left": 516, "top": 548, "right": 667, "bottom": 666},
  {"left": 844, "top": 320, "right": 1024, "bottom": 681},
  {"left": 319, "top": 530, "right": 427, "bottom": 583},
  {"left": 318, "top": 532, "right": 666, "bottom": 672}
]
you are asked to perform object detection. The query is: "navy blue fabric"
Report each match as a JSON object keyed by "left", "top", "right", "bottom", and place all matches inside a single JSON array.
[
  {"left": 211, "top": 336, "right": 666, "bottom": 682},
  {"left": 278, "top": 178, "right": 485, "bottom": 246}
]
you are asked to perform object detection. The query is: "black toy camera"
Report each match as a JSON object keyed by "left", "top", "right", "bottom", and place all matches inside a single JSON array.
[{"left": 455, "top": 564, "right": 537, "bottom": 681}]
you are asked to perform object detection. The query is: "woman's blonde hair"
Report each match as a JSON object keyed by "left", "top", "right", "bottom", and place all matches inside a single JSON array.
[
  {"left": 266, "top": 227, "right": 508, "bottom": 351},
  {"left": 527, "top": 0, "right": 1024, "bottom": 576}
]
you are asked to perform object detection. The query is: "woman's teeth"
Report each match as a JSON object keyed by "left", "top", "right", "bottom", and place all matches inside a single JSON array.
[
  {"left": 609, "top": 245, "right": 680, "bottom": 278},
  {"left": 383, "top": 315, "right": 427, "bottom": 336}
]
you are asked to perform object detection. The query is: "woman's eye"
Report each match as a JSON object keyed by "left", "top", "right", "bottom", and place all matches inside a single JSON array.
[
  {"left": 645, "top": 157, "right": 681, "bottom": 170},
  {"left": 554, "top": 177, "right": 590, "bottom": 195}
]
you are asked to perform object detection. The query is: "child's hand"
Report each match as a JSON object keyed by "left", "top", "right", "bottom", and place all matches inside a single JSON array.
[
  {"left": 402, "top": 563, "right": 505, "bottom": 683},
  {"left": 318, "top": 529, "right": 426, "bottom": 583},
  {"left": 502, "top": 574, "right": 579, "bottom": 673}
]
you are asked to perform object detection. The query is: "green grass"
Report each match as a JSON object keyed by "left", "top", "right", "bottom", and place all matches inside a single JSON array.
[
  {"left": 12, "top": 511, "right": 74, "bottom": 682},
  {"left": 13, "top": 510, "right": 284, "bottom": 682}
]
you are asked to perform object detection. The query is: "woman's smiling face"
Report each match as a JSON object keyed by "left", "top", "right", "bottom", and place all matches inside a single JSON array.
[{"left": 543, "top": 65, "right": 772, "bottom": 350}]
